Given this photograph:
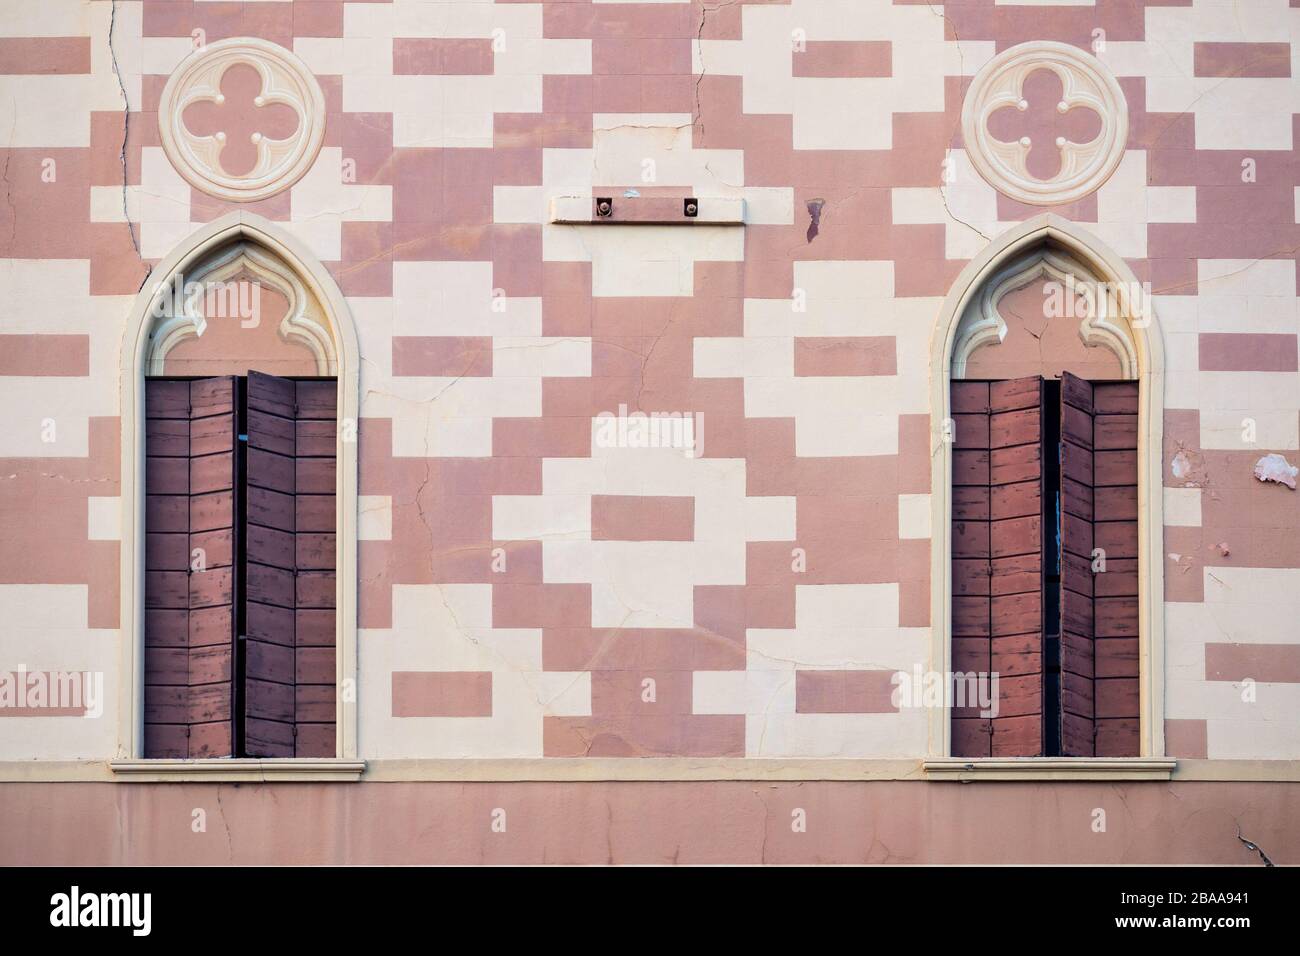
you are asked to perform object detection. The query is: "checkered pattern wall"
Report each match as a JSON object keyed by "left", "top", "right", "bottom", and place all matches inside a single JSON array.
[{"left": 0, "top": 0, "right": 1297, "bottom": 762}]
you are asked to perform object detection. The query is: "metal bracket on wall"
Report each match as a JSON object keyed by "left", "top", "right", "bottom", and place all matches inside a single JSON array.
[{"left": 549, "top": 195, "right": 745, "bottom": 225}]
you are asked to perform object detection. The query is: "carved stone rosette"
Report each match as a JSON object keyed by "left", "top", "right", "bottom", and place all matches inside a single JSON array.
[
  {"left": 961, "top": 41, "right": 1128, "bottom": 206},
  {"left": 158, "top": 37, "right": 327, "bottom": 203}
]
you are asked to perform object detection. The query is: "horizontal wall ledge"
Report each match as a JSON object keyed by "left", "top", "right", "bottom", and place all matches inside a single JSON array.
[
  {"left": 923, "top": 758, "right": 1178, "bottom": 781},
  {"left": 549, "top": 195, "right": 745, "bottom": 225},
  {"left": 360, "top": 758, "right": 926, "bottom": 782},
  {"left": 108, "top": 759, "right": 366, "bottom": 783},
  {"left": 7, "top": 757, "right": 1300, "bottom": 783}
]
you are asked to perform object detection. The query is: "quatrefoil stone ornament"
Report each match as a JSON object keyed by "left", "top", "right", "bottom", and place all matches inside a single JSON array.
[
  {"left": 961, "top": 41, "right": 1128, "bottom": 206},
  {"left": 158, "top": 37, "right": 326, "bottom": 203}
]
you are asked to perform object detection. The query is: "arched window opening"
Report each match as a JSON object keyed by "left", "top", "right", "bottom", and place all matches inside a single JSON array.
[
  {"left": 119, "top": 214, "right": 359, "bottom": 763},
  {"left": 930, "top": 216, "right": 1164, "bottom": 761}
]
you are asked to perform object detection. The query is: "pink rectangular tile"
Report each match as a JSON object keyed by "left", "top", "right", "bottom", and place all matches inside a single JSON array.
[
  {"left": 795, "top": 670, "right": 899, "bottom": 714},
  {"left": 392, "top": 336, "right": 493, "bottom": 377},
  {"left": 1205, "top": 644, "right": 1300, "bottom": 683},
  {"left": 1198, "top": 333, "right": 1298, "bottom": 372},
  {"left": 1164, "top": 718, "right": 1208, "bottom": 758},
  {"left": 543, "top": 714, "right": 744, "bottom": 758},
  {"left": 392, "top": 671, "right": 492, "bottom": 717},
  {"left": 0, "top": 37, "right": 91, "bottom": 74},
  {"left": 0, "top": 334, "right": 90, "bottom": 376},
  {"left": 493, "top": 583, "right": 591, "bottom": 628},
  {"left": 1193, "top": 42, "right": 1291, "bottom": 78}
]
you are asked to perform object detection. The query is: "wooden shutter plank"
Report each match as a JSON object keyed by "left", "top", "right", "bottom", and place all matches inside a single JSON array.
[
  {"left": 248, "top": 447, "right": 295, "bottom": 494},
  {"left": 146, "top": 380, "right": 189, "bottom": 417},
  {"left": 988, "top": 375, "right": 1045, "bottom": 757},
  {"left": 191, "top": 490, "right": 234, "bottom": 533},
  {"left": 296, "top": 609, "right": 334, "bottom": 645},
  {"left": 145, "top": 609, "right": 188, "bottom": 647},
  {"left": 950, "top": 382, "right": 992, "bottom": 756},
  {"left": 295, "top": 533, "right": 336, "bottom": 570},
  {"left": 190, "top": 451, "right": 235, "bottom": 495},
  {"left": 246, "top": 408, "right": 295, "bottom": 455},
  {"left": 296, "top": 419, "right": 336, "bottom": 457},
  {"left": 295, "top": 495, "right": 336, "bottom": 533},
  {"left": 191, "top": 527, "right": 232, "bottom": 569},
  {"left": 190, "top": 413, "right": 234, "bottom": 456},
  {"left": 296, "top": 458, "right": 336, "bottom": 495},
  {"left": 248, "top": 486, "right": 295, "bottom": 533},
  {"left": 143, "top": 377, "right": 237, "bottom": 759},
  {"left": 189, "top": 565, "right": 233, "bottom": 608},
  {"left": 146, "top": 457, "right": 189, "bottom": 494},
  {"left": 146, "top": 418, "right": 189, "bottom": 456},
  {"left": 189, "top": 606, "right": 232, "bottom": 648},
  {"left": 146, "top": 533, "right": 189, "bottom": 571},
  {"left": 146, "top": 496, "right": 188, "bottom": 533},
  {"left": 952, "top": 558, "right": 991, "bottom": 596},
  {"left": 247, "top": 639, "right": 295, "bottom": 684},
  {"left": 247, "top": 602, "right": 295, "bottom": 645},
  {"left": 991, "top": 632, "right": 1040, "bottom": 677},
  {"left": 247, "top": 370, "right": 295, "bottom": 417},
  {"left": 294, "top": 378, "right": 337, "bottom": 757},
  {"left": 247, "top": 523, "right": 295, "bottom": 569}
]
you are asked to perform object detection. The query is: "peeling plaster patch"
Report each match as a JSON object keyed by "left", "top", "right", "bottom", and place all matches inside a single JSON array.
[
  {"left": 1169, "top": 447, "right": 1210, "bottom": 487},
  {"left": 805, "top": 198, "right": 824, "bottom": 243},
  {"left": 1253, "top": 453, "right": 1298, "bottom": 490}
]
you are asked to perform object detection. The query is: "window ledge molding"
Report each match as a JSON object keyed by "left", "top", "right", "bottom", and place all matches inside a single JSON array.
[
  {"left": 109, "top": 759, "right": 365, "bottom": 783},
  {"left": 923, "top": 757, "right": 1176, "bottom": 781}
]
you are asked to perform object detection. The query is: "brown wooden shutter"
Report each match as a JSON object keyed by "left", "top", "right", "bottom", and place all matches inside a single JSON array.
[
  {"left": 949, "top": 376, "right": 1046, "bottom": 757},
  {"left": 1059, "top": 372, "right": 1140, "bottom": 756},
  {"left": 144, "top": 377, "right": 237, "bottom": 758},
  {"left": 293, "top": 378, "right": 338, "bottom": 757},
  {"left": 950, "top": 381, "right": 993, "bottom": 756},
  {"left": 1060, "top": 374, "right": 1144, "bottom": 754},
  {"left": 987, "top": 376, "right": 1045, "bottom": 756},
  {"left": 243, "top": 371, "right": 336, "bottom": 757},
  {"left": 1091, "top": 382, "right": 1140, "bottom": 755}
]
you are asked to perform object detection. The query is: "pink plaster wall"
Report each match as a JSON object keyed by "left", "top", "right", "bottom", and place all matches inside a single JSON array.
[{"left": 0, "top": 780, "right": 1294, "bottom": 865}]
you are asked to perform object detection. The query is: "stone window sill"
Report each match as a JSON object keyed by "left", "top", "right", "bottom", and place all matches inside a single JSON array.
[
  {"left": 109, "top": 758, "right": 365, "bottom": 783},
  {"left": 923, "top": 758, "right": 1176, "bottom": 781}
]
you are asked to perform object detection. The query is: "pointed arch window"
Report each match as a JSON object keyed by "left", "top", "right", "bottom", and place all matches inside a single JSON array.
[
  {"left": 928, "top": 216, "right": 1167, "bottom": 767},
  {"left": 114, "top": 214, "right": 361, "bottom": 777}
]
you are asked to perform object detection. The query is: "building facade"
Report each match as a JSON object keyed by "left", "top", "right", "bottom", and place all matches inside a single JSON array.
[{"left": 0, "top": 0, "right": 1297, "bottom": 864}]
